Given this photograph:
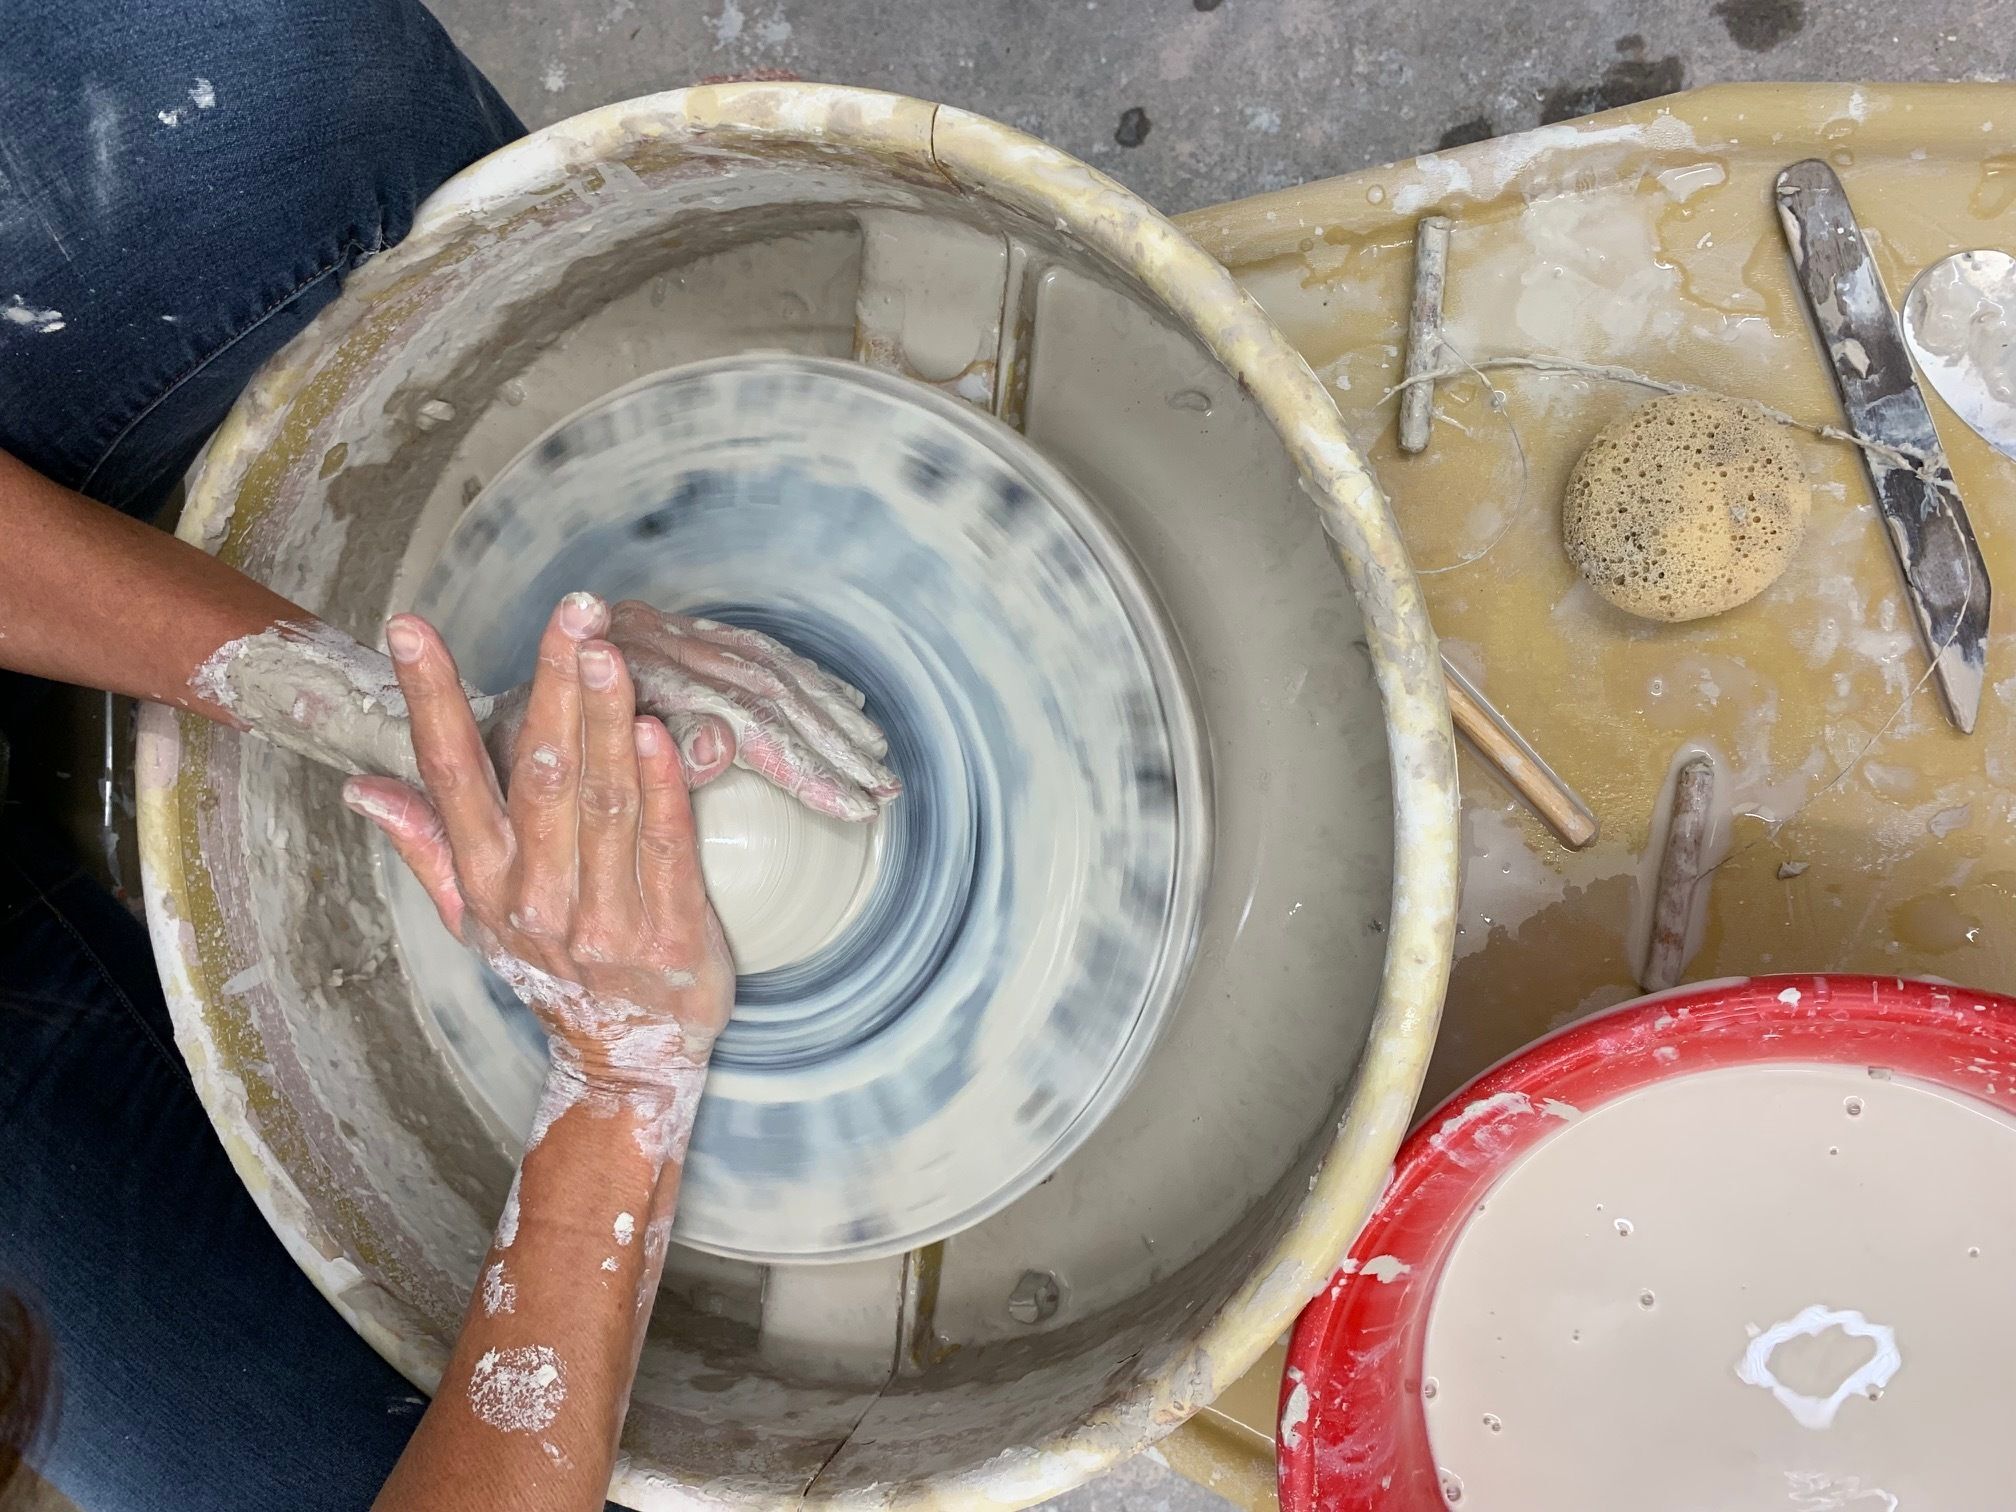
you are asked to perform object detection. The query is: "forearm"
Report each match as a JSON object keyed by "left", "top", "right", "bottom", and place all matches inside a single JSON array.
[
  {"left": 0, "top": 449, "right": 304, "bottom": 722},
  {"left": 0, "top": 448, "right": 486, "bottom": 779},
  {"left": 373, "top": 1057, "right": 706, "bottom": 1512}
]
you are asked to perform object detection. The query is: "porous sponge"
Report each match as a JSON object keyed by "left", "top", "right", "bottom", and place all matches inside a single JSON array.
[{"left": 1562, "top": 393, "right": 1809, "bottom": 623}]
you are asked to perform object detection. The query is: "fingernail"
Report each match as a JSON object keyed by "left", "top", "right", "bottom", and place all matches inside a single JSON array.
[
  {"left": 386, "top": 618, "right": 424, "bottom": 664},
  {"left": 579, "top": 645, "right": 617, "bottom": 689},
  {"left": 633, "top": 718, "right": 664, "bottom": 755},
  {"left": 341, "top": 780, "right": 393, "bottom": 825},
  {"left": 683, "top": 725, "right": 721, "bottom": 769},
  {"left": 559, "top": 592, "right": 605, "bottom": 639}
]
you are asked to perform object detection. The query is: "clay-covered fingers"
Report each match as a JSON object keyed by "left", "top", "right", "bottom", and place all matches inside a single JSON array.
[
  {"left": 688, "top": 618, "right": 884, "bottom": 744},
  {"left": 342, "top": 776, "right": 467, "bottom": 939},
  {"left": 505, "top": 594, "right": 605, "bottom": 934},
  {"left": 633, "top": 717, "right": 708, "bottom": 932},
  {"left": 729, "top": 704, "right": 881, "bottom": 821},
  {"left": 608, "top": 601, "right": 900, "bottom": 816},
  {"left": 386, "top": 614, "right": 510, "bottom": 884},
  {"left": 655, "top": 635, "right": 899, "bottom": 801},
  {"left": 573, "top": 640, "right": 646, "bottom": 935},
  {"left": 639, "top": 670, "right": 874, "bottom": 821}
]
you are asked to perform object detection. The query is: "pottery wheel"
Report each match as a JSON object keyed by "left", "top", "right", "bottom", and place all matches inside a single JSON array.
[{"left": 397, "top": 355, "right": 1210, "bottom": 1261}]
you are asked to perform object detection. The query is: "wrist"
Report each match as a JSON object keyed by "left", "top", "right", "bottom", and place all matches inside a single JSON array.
[
  {"left": 196, "top": 618, "right": 503, "bottom": 781},
  {"left": 542, "top": 1042, "right": 710, "bottom": 1173},
  {"left": 547, "top": 1032, "right": 712, "bottom": 1099}
]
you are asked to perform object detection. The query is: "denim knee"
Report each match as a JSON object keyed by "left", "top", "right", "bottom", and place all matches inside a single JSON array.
[{"left": 0, "top": 0, "right": 525, "bottom": 512}]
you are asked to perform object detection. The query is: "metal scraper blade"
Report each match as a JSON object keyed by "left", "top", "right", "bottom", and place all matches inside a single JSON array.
[{"left": 1775, "top": 158, "right": 1991, "bottom": 735}]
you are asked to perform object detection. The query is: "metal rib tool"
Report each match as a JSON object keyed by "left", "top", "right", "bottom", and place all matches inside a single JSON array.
[{"left": 1775, "top": 158, "right": 1991, "bottom": 734}]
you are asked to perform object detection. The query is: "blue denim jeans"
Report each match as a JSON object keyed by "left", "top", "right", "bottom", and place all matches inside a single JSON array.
[
  {"left": 0, "top": 0, "right": 523, "bottom": 517},
  {"left": 0, "top": 3, "right": 523, "bottom": 1506}
]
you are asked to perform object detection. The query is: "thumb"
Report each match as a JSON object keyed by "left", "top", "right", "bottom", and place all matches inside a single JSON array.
[
  {"left": 666, "top": 713, "right": 736, "bottom": 787},
  {"left": 343, "top": 776, "right": 467, "bottom": 939}
]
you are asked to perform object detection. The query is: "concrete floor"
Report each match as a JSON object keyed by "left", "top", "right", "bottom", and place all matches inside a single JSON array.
[
  {"left": 432, "top": 0, "right": 2015, "bottom": 216},
  {"left": 407, "top": 0, "right": 2007, "bottom": 1506}
]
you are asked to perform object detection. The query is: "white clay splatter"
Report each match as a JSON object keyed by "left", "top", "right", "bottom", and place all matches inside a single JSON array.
[
  {"left": 190, "top": 78, "right": 216, "bottom": 109},
  {"left": 632, "top": 1073, "right": 706, "bottom": 1163},
  {"left": 614, "top": 1211, "right": 636, "bottom": 1246},
  {"left": 157, "top": 108, "right": 183, "bottom": 128},
  {"left": 482, "top": 949, "right": 698, "bottom": 1044},
  {"left": 1735, "top": 1305, "right": 1900, "bottom": 1430},
  {"left": 1929, "top": 804, "right": 1972, "bottom": 839},
  {"left": 600, "top": 1256, "right": 619, "bottom": 1272},
  {"left": 642, "top": 1215, "right": 674, "bottom": 1266},
  {"left": 542, "top": 61, "right": 567, "bottom": 92},
  {"left": 1279, "top": 1377, "right": 1311, "bottom": 1451},
  {"left": 481, "top": 1260, "right": 517, "bottom": 1316},
  {"left": 1361, "top": 1254, "right": 1411, "bottom": 1284},
  {"left": 467, "top": 1344, "right": 566, "bottom": 1433},
  {"left": 3, "top": 297, "right": 65, "bottom": 334},
  {"left": 84, "top": 82, "right": 118, "bottom": 214},
  {"left": 1783, "top": 1471, "right": 1896, "bottom": 1511},
  {"left": 525, "top": 1067, "right": 586, "bottom": 1153},
  {"left": 220, "top": 961, "right": 269, "bottom": 996},
  {"left": 1434, "top": 1091, "right": 1533, "bottom": 1140}
]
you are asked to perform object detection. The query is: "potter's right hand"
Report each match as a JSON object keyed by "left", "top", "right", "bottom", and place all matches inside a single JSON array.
[{"left": 341, "top": 593, "right": 736, "bottom": 1084}]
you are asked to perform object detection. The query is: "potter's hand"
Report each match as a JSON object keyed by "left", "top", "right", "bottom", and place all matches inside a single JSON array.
[
  {"left": 343, "top": 592, "right": 735, "bottom": 1081},
  {"left": 486, "top": 602, "right": 900, "bottom": 822},
  {"left": 606, "top": 601, "right": 901, "bottom": 823}
]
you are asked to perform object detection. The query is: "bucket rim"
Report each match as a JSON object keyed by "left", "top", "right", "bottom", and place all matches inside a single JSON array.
[{"left": 139, "top": 80, "right": 1459, "bottom": 1508}]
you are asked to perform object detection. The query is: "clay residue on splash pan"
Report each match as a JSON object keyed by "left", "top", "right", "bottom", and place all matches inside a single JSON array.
[{"left": 1423, "top": 1062, "right": 2016, "bottom": 1509}]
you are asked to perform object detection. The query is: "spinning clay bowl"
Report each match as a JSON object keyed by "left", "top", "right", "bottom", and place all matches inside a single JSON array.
[
  {"left": 414, "top": 353, "right": 1211, "bottom": 1262},
  {"left": 138, "top": 85, "right": 1457, "bottom": 1506}
]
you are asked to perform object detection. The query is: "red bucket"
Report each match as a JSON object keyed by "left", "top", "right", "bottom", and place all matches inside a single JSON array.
[{"left": 1276, "top": 974, "right": 2016, "bottom": 1510}]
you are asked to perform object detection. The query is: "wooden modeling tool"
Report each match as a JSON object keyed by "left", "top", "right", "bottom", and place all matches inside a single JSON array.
[
  {"left": 1444, "top": 656, "right": 1599, "bottom": 850},
  {"left": 1642, "top": 751, "right": 1715, "bottom": 991}
]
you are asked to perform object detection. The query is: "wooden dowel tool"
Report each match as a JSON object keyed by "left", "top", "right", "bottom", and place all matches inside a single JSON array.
[
  {"left": 1399, "top": 215, "right": 1452, "bottom": 454},
  {"left": 1641, "top": 752, "right": 1716, "bottom": 991},
  {"left": 1443, "top": 655, "right": 1599, "bottom": 850}
]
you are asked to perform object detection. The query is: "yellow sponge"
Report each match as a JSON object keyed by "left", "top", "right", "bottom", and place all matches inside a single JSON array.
[{"left": 1562, "top": 393, "right": 1809, "bottom": 623}]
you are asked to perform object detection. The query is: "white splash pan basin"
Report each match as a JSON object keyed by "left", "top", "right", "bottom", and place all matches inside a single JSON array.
[{"left": 137, "top": 84, "right": 1457, "bottom": 1507}]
